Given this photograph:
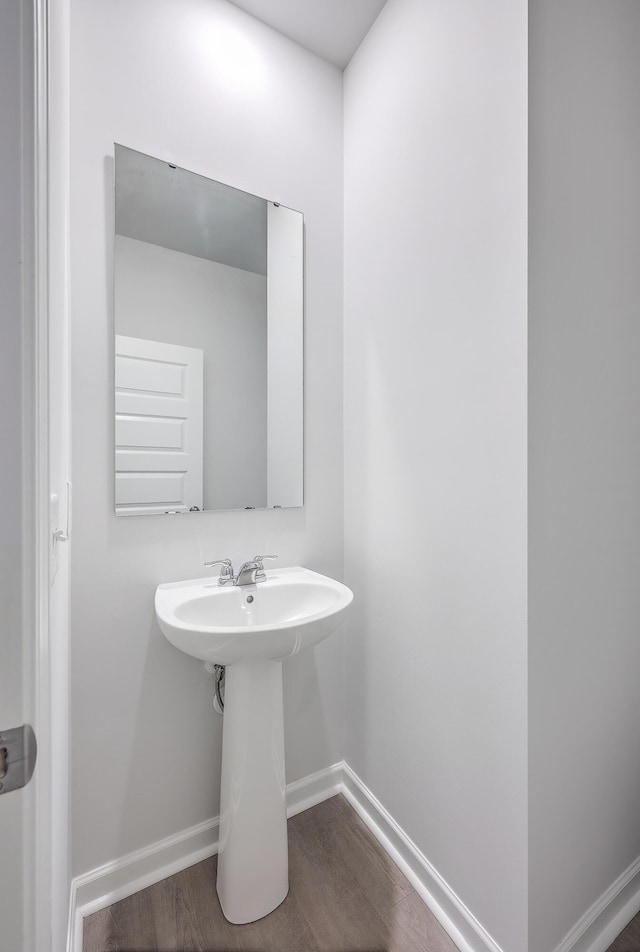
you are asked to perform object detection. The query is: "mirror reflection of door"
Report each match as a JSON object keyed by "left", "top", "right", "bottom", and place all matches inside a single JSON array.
[
  {"left": 113, "top": 144, "right": 303, "bottom": 514},
  {"left": 115, "top": 336, "right": 204, "bottom": 515}
]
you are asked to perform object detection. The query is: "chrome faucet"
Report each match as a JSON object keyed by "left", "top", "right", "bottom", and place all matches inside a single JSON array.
[
  {"left": 235, "top": 556, "right": 274, "bottom": 586},
  {"left": 204, "top": 555, "right": 277, "bottom": 586}
]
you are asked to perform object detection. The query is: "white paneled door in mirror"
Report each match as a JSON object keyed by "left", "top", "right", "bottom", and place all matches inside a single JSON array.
[
  {"left": 113, "top": 145, "right": 304, "bottom": 515},
  {"left": 115, "top": 336, "right": 204, "bottom": 514}
]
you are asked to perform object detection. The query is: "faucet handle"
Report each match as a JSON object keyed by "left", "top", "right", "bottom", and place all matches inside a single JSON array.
[
  {"left": 204, "top": 558, "right": 234, "bottom": 580},
  {"left": 253, "top": 554, "right": 277, "bottom": 582}
]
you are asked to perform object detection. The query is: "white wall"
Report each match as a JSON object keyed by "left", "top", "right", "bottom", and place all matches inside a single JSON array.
[
  {"left": 528, "top": 3, "right": 640, "bottom": 950},
  {"left": 115, "top": 235, "right": 268, "bottom": 510},
  {"left": 343, "top": 1, "right": 528, "bottom": 950},
  {"left": 70, "top": 0, "right": 344, "bottom": 878}
]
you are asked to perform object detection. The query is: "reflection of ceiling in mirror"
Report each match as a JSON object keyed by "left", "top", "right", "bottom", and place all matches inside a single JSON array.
[{"left": 115, "top": 145, "right": 267, "bottom": 275}]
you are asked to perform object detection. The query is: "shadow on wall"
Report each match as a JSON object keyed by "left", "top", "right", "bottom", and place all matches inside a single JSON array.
[
  {"left": 116, "top": 613, "right": 223, "bottom": 862},
  {"left": 115, "top": 612, "right": 338, "bottom": 864}
]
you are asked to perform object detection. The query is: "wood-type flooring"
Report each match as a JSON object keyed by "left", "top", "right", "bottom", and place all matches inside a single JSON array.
[
  {"left": 607, "top": 909, "right": 640, "bottom": 952},
  {"left": 82, "top": 792, "right": 640, "bottom": 952},
  {"left": 82, "top": 793, "right": 459, "bottom": 952}
]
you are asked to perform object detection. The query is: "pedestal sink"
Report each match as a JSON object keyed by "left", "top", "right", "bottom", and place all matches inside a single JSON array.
[{"left": 154, "top": 566, "right": 353, "bottom": 924}]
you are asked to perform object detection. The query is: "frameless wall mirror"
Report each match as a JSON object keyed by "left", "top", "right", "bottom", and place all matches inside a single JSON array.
[{"left": 113, "top": 145, "right": 303, "bottom": 515}]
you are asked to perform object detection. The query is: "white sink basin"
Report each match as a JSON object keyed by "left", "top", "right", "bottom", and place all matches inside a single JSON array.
[{"left": 155, "top": 566, "right": 352, "bottom": 665}]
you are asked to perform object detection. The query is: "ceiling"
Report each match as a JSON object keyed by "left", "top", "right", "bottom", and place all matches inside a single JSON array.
[
  {"left": 227, "top": 0, "right": 387, "bottom": 69},
  {"left": 115, "top": 146, "right": 268, "bottom": 275}
]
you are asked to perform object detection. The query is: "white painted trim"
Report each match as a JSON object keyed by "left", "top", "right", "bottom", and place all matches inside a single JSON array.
[
  {"left": 34, "top": 1, "right": 72, "bottom": 951},
  {"left": 343, "top": 760, "right": 640, "bottom": 952},
  {"left": 286, "top": 760, "right": 344, "bottom": 817},
  {"left": 69, "top": 760, "right": 507, "bottom": 952},
  {"left": 66, "top": 761, "right": 640, "bottom": 952},
  {"left": 553, "top": 853, "right": 640, "bottom": 952},
  {"left": 32, "top": 2, "right": 54, "bottom": 951},
  {"left": 340, "top": 763, "right": 504, "bottom": 952},
  {"left": 68, "top": 761, "right": 345, "bottom": 952},
  {"left": 69, "top": 816, "right": 220, "bottom": 952},
  {"left": 71, "top": 761, "right": 640, "bottom": 952}
]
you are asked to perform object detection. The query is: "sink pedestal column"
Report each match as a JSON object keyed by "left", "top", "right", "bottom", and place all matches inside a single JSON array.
[{"left": 216, "top": 659, "right": 289, "bottom": 923}]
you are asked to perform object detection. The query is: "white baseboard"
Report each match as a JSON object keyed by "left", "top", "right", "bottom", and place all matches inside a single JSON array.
[
  {"left": 286, "top": 760, "right": 344, "bottom": 818},
  {"left": 68, "top": 758, "right": 505, "bottom": 952},
  {"left": 68, "top": 761, "right": 345, "bottom": 952},
  {"left": 69, "top": 760, "right": 640, "bottom": 952},
  {"left": 68, "top": 759, "right": 501, "bottom": 952},
  {"left": 554, "top": 853, "right": 640, "bottom": 952},
  {"left": 340, "top": 763, "right": 504, "bottom": 952},
  {"left": 67, "top": 812, "right": 219, "bottom": 952}
]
